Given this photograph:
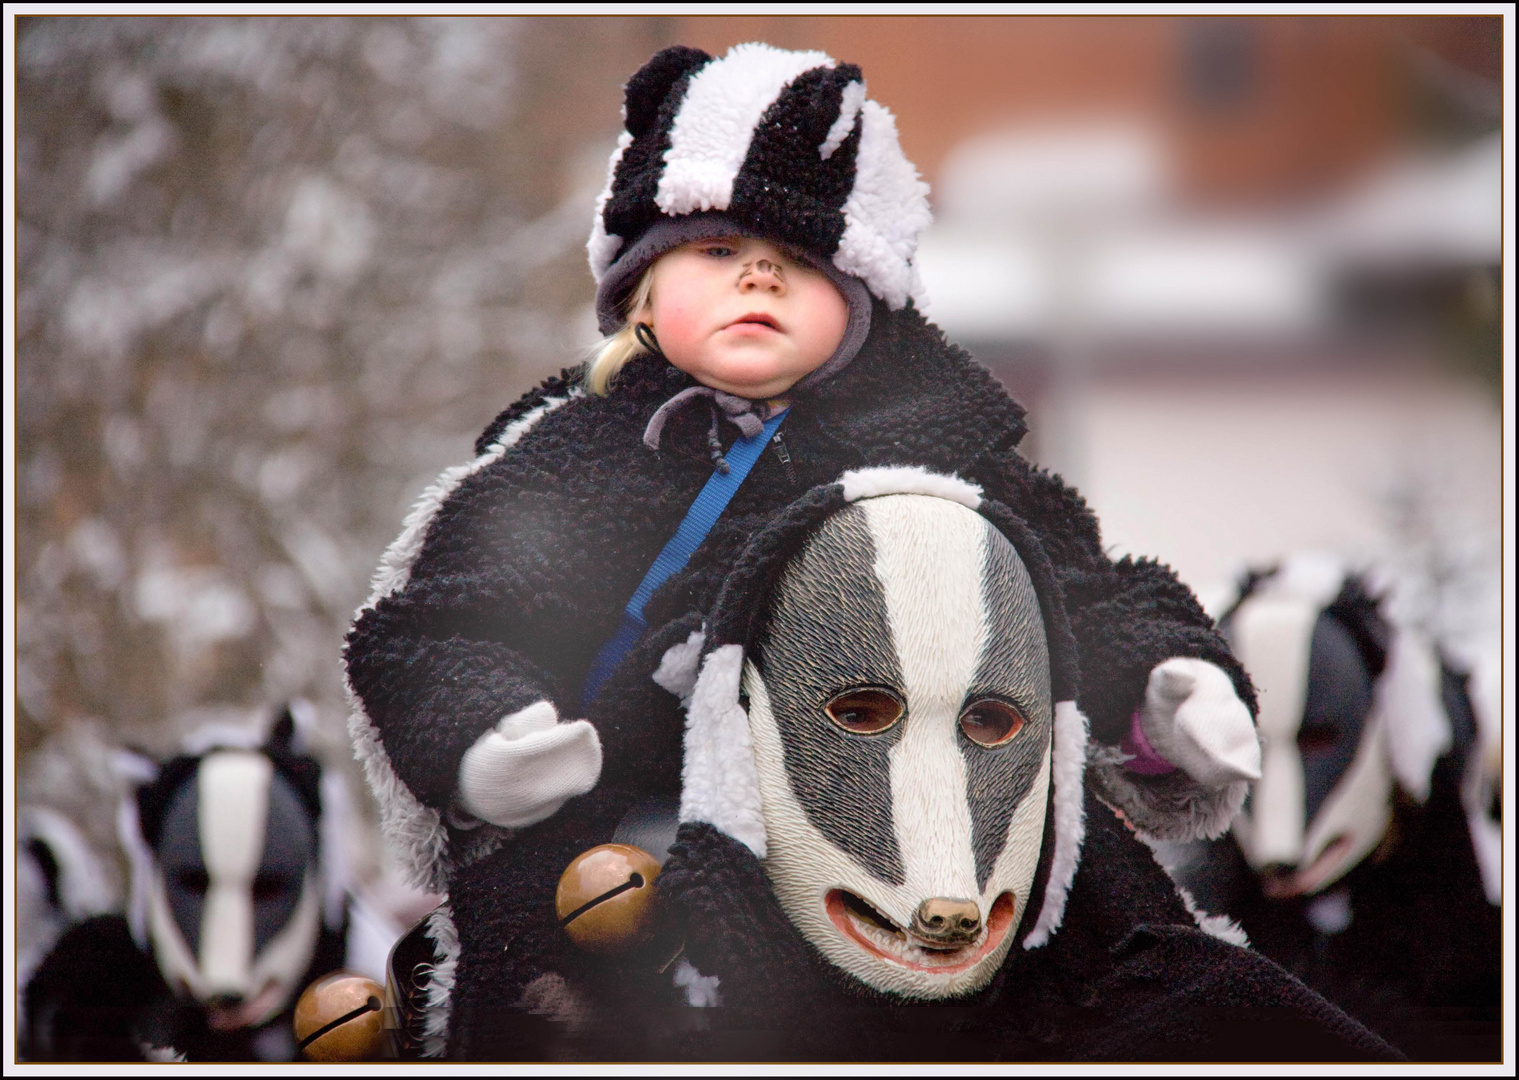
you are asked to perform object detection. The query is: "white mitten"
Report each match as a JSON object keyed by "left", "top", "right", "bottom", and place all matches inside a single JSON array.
[
  {"left": 457, "top": 701, "right": 603, "bottom": 828},
  {"left": 1135, "top": 657, "right": 1261, "bottom": 787}
]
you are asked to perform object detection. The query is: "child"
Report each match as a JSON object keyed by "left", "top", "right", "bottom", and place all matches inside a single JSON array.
[{"left": 344, "top": 43, "right": 1263, "bottom": 1055}]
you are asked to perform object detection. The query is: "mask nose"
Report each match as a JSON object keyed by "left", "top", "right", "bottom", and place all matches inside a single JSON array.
[{"left": 910, "top": 897, "right": 982, "bottom": 946}]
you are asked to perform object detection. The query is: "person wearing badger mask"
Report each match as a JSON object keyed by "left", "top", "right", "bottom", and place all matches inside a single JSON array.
[{"left": 344, "top": 43, "right": 1273, "bottom": 1059}]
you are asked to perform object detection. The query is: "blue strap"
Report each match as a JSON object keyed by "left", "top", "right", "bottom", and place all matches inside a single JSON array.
[{"left": 579, "top": 408, "right": 790, "bottom": 709}]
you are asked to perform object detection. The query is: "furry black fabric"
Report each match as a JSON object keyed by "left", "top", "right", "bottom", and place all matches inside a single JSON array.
[
  {"left": 1181, "top": 745, "right": 1501, "bottom": 1062},
  {"left": 444, "top": 796, "right": 1397, "bottom": 1062},
  {"left": 1062, "top": 555, "right": 1256, "bottom": 745},
  {"left": 345, "top": 303, "right": 1257, "bottom": 1057},
  {"left": 22, "top": 913, "right": 347, "bottom": 1063},
  {"left": 346, "top": 303, "right": 1245, "bottom": 819}
]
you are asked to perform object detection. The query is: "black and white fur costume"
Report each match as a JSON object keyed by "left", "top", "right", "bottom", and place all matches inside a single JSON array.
[
  {"left": 1169, "top": 555, "right": 1502, "bottom": 1061},
  {"left": 343, "top": 43, "right": 1280, "bottom": 1060},
  {"left": 22, "top": 710, "right": 350, "bottom": 1062},
  {"left": 380, "top": 476, "right": 1395, "bottom": 1061}
]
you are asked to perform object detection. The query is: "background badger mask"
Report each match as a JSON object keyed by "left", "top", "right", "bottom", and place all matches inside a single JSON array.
[
  {"left": 743, "top": 494, "right": 1053, "bottom": 999},
  {"left": 1221, "top": 560, "right": 1449, "bottom": 901},
  {"left": 136, "top": 745, "right": 324, "bottom": 1032}
]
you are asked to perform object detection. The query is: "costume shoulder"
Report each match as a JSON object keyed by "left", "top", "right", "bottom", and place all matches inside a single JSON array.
[
  {"left": 23, "top": 914, "right": 167, "bottom": 1062},
  {"left": 473, "top": 366, "right": 589, "bottom": 455},
  {"left": 802, "top": 303, "right": 1029, "bottom": 471}
]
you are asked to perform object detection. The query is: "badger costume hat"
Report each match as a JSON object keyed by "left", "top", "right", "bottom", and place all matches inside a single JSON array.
[{"left": 589, "top": 43, "right": 932, "bottom": 386}]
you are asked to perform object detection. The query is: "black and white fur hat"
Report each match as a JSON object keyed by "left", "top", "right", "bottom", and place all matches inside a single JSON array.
[
  {"left": 656, "top": 467, "right": 1091, "bottom": 997},
  {"left": 589, "top": 43, "right": 932, "bottom": 340}
]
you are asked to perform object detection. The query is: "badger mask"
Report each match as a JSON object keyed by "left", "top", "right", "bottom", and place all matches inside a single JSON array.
[
  {"left": 123, "top": 717, "right": 330, "bottom": 1031},
  {"left": 678, "top": 471, "right": 1087, "bottom": 1001},
  {"left": 1223, "top": 557, "right": 1449, "bottom": 899}
]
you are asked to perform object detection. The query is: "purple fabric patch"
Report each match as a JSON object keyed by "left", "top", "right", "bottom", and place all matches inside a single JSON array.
[{"left": 1121, "top": 708, "right": 1177, "bottom": 775}]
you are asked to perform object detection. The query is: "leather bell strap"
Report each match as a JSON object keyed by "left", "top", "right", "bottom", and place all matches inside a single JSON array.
[{"left": 580, "top": 408, "right": 791, "bottom": 710}]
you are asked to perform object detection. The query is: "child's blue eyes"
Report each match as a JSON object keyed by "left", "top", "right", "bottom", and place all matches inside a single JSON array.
[{"left": 700, "top": 245, "right": 738, "bottom": 258}]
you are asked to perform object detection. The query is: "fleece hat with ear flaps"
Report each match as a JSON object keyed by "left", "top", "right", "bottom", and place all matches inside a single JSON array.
[{"left": 589, "top": 43, "right": 933, "bottom": 386}]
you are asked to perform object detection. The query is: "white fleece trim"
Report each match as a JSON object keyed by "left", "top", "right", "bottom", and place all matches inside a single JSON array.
[
  {"left": 1023, "top": 700, "right": 1088, "bottom": 950},
  {"left": 839, "top": 465, "right": 982, "bottom": 509},
  {"left": 653, "top": 627, "right": 707, "bottom": 707},
  {"left": 1468, "top": 808, "right": 1502, "bottom": 906},
  {"left": 346, "top": 704, "right": 450, "bottom": 894},
  {"left": 672, "top": 958, "right": 722, "bottom": 1007},
  {"left": 678, "top": 644, "right": 767, "bottom": 857},
  {"left": 1175, "top": 884, "right": 1251, "bottom": 948},
  {"left": 141, "top": 1044, "right": 187, "bottom": 1063},
  {"left": 317, "top": 770, "right": 353, "bottom": 931},
  {"left": 19, "top": 807, "right": 116, "bottom": 921},
  {"left": 1375, "top": 630, "right": 1450, "bottom": 803},
  {"left": 117, "top": 792, "right": 158, "bottom": 949},
  {"left": 1254, "top": 550, "right": 1348, "bottom": 610},
  {"left": 833, "top": 99, "right": 933, "bottom": 310},
  {"left": 179, "top": 722, "right": 263, "bottom": 755},
  {"left": 1461, "top": 649, "right": 1501, "bottom": 905},
  {"left": 819, "top": 80, "right": 866, "bottom": 161},
  {"left": 348, "top": 393, "right": 575, "bottom": 891},
  {"left": 588, "top": 130, "right": 634, "bottom": 281},
  {"left": 1465, "top": 647, "right": 1500, "bottom": 751},
  {"left": 655, "top": 43, "right": 835, "bottom": 218},
  {"left": 418, "top": 904, "right": 460, "bottom": 1059}
]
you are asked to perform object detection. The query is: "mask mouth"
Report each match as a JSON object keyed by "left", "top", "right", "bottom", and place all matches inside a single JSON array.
[
  {"left": 825, "top": 889, "right": 1016, "bottom": 975},
  {"left": 204, "top": 977, "right": 286, "bottom": 1031},
  {"left": 1261, "top": 833, "right": 1355, "bottom": 900}
]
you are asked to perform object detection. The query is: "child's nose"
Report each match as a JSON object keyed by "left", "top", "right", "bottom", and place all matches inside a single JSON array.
[{"left": 738, "top": 259, "right": 785, "bottom": 294}]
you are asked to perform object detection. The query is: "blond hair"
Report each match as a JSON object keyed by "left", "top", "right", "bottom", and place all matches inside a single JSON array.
[{"left": 585, "top": 269, "right": 656, "bottom": 396}]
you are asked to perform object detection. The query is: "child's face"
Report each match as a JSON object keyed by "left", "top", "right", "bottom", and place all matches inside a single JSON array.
[{"left": 640, "top": 236, "right": 849, "bottom": 399}]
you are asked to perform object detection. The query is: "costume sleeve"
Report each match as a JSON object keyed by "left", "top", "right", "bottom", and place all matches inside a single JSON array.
[
  {"left": 969, "top": 448, "right": 1256, "bottom": 745},
  {"left": 345, "top": 585, "right": 564, "bottom": 811},
  {"left": 344, "top": 382, "right": 589, "bottom": 817}
]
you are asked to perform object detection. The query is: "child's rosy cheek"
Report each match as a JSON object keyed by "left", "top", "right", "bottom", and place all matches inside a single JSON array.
[{"left": 656, "top": 302, "right": 702, "bottom": 345}]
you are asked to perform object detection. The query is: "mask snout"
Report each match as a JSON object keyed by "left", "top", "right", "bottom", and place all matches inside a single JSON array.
[{"left": 909, "top": 897, "right": 982, "bottom": 948}]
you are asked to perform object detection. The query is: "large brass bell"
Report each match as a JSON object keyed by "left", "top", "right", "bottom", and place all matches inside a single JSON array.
[
  {"left": 293, "top": 970, "right": 388, "bottom": 1061},
  {"left": 556, "top": 843, "right": 662, "bottom": 954}
]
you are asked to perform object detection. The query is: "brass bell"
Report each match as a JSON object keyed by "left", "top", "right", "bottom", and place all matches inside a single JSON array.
[
  {"left": 556, "top": 842, "right": 661, "bottom": 954},
  {"left": 293, "top": 971, "right": 388, "bottom": 1061}
]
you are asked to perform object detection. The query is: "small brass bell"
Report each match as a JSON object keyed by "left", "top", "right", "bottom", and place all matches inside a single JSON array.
[
  {"left": 293, "top": 971, "right": 388, "bottom": 1061},
  {"left": 556, "top": 842, "right": 661, "bottom": 954}
]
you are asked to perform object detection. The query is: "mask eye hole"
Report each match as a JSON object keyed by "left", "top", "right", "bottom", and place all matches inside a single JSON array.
[
  {"left": 959, "top": 699, "right": 1026, "bottom": 747},
  {"left": 253, "top": 872, "right": 294, "bottom": 903},
  {"left": 175, "top": 868, "right": 210, "bottom": 895},
  {"left": 1296, "top": 722, "right": 1338, "bottom": 754},
  {"left": 824, "top": 688, "right": 905, "bottom": 735}
]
